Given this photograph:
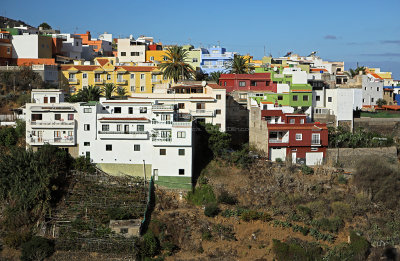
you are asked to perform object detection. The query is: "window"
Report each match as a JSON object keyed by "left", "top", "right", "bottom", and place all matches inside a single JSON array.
[
  {"left": 84, "top": 124, "right": 90, "bottom": 131},
  {"left": 140, "top": 86, "right": 145, "bottom": 92},
  {"left": 300, "top": 119, "right": 304, "bottom": 124},
  {"left": 328, "top": 97, "right": 332, "bottom": 102},
  {"left": 278, "top": 95, "right": 283, "bottom": 100},
  {"left": 161, "top": 130, "right": 170, "bottom": 138},
  {"left": 84, "top": 142, "right": 90, "bottom": 146},
  {"left": 31, "top": 113, "right": 42, "bottom": 121},
  {"left": 179, "top": 169, "right": 185, "bottom": 175},
  {"left": 303, "top": 95, "right": 309, "bottom": 101},
  {"left": 106, "top": 144, "right": 112, "bottom": 151},
  {"left": 140, "top": 74, "right": 145, "bottom": 79},
  {"left": 296, "top": 133, "right": 302, "bottom": 140},
  {"left": 239, "top": 81, "right": 246, "bottom": 87},
  {"left": 128, "top": 107, "right": 133, "bottom": 114},
  {"left": 224, "top": 81, "right": 227, "bottom": 86},
  {"left": 216, "top": 94, "right": 221, "bottom": 100},
  {"left": 250, "top": 81, "right": 257, "bottom": 86},
  {"left": 102, "top": 124, "right": 109, "bottom": 131},
  {"left": 117, "top": 124, "right": 121, "bottom": 132},
  {"left": 311, "top": 148, "right": 318, "bottom": 151},
  {"left": 107, "top": 74, "right": 111, "bottom": 80},
  {"left": 137, "top": 125, "right": 144, "bottom": 131},
  {"left": 377, "top": 87, "right": 380, "bottom": 92},
  {"left": 121, "top": 52, "right": 126, "bottom": 56},
  {"left": 316, "top": 95, "right": 320, "bottom": 101},
  {"left": 216, "top": 123, "right": 221, "bottom": 129},
  {"left": 196, "top": 103, "right": 205, "bottom": 109},
  {"left": 160, "top": 149, "right": 166, "bottom": 155},
  {"left": 68, "top": 73, "right": 76, "bottom": 80},
  {"left": 131, "top": 86, "right": 135, "bottom": 92},
  {"left": 50, "top": 97, "right": 56, "bottom": 103},
  {"left": 140, "top": 107, "right": 147, "bottom": 113},
  {"left": 312, "top": 133, "right": 320, "bottom": 144},
  {"left": 371, "top": 98, "right": 374, "bottom": 102},
  {"left": 150, "top": 56, "right": 154, "bottom": 61},
  {"left": 179, "top": 149, "right": 185, "bottom": 156},
  {"left": 362, "top": 98, "right": 365, "bottom": 103},
  {"left": 84, "top": 108, "right": 92, "bottom": 113},
  {"left": 364, "top": 87, "right": 367, "bottom": 90},
  {"left": 131, "top": 52, "right": 139, "bottom": 56},
  {"left": 55, "top": 114, "right": 61, "bottom": 120},
  {"left": 120, "top": 228, "right": 128, "bottom": 234},
  {"left": 215, "top": 109, "right": 221, "bottom": 115},
  {"left": 130, "top": 74, "right": 135, "bottom": 79},
  {"left": 134, "top": 144, "right": 140, "bottom": 151},
  {"left": 114, "top": 107, "right": 122, "bottom": 113},
  {"left": 68, "top": 114, "right": 74, "bottom": 120},
  {"left": 293, "top": 95, "right": 298, "bottom": 101},
  {"left": 85, "top": 151, "right": 90, "bottom": 158},
  {"left": 83, "top": 73, "right": 87, "bottom": 79},
  {"left": 6, "top": 47, "right": 10, "bottom": 54},
  {"left": 161, "top": 114, "right": 170, "bottom": 121},
  {"left": 163, "top": 56, "right": 168, "bottom": 61},
  {"left": 192, "top": 58, "right": 198, "bottom": 63},
  {"left": 178, "top": 103, "right": 185, "bottom": 109},
  {"left": 177, "top": 131, "right": 186, "bottom": 138},
  {"left": 289, "top": 119, "right": 295, "bottom": 124}
]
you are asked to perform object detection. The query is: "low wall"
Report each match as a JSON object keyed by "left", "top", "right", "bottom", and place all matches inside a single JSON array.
[
  {"left": 354, "top": 118, "right": 400, "bottom": 136},
  {"left": 326, "top": 146, "right": 397, "bottom": 168}
]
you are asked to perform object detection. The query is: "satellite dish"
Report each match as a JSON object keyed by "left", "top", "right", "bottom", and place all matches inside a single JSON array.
[{"left": 201, "top": 81, "right": 207, "bottom": 87}]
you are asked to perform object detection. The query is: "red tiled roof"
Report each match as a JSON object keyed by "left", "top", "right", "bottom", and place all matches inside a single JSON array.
[
  {"left": 98, "top": 117, "right": 149, "bottom": 121},
  {"left": 311, "top": 68, "right": 328, "bottom": 72},
  {"left": 97, "top": 59, "right": 109, "bottom": 66},
  {"left": 369, "top": 72, "right": 383, "bottom": 79},
  {"left": 208, "top": 83, "right": 226, "bottom": 89}
]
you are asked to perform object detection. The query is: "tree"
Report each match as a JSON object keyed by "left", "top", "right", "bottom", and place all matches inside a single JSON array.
[
  {"left": 76, "top": 85, "right": 101, "bottom": 102},
  {"left": 158, "top": 46, "right": 194, "bottom": 83},
  {"left": 116, "top": 86, "right": 127, "bottom": 98},
  {"left": 194, "top": 68, "right": 208, "bottom": 81},
  {"left": 102, "top": 83, "right": 116, "bottom": 99},
  {"left": 345, "top": 66, "right": 366, "bottom": 79},
  {"left": 226, "top": 54, "right": 254, "bottom": 74},
  {"left": 38, "top": 22, "right": 51, "bottom": 30},
  {"left": 209, "top": 71, "right": 223, "bottom": 83},
  {"left": 376, "top": 98, "right": 387, "bottom": 107}
]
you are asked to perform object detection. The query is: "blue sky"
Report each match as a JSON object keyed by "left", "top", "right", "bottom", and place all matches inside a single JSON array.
[{"left": 3, "top": 0, "right": 400, "bottom": 78}]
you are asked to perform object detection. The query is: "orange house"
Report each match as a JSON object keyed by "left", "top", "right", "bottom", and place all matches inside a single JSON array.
[
  {"left": 75, "top": 31, "right": 113, "bottom": 56},
  {"left": 0, "top": 31, "right": 12, "bottom": 65}
]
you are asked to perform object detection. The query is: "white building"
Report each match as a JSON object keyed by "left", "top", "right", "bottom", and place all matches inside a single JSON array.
[
  {"left": 362, "top": 74, "right": 383, "bottom": 106},
  {"left": 129, "top": 83, "right": 227, "bottom": 131},
  {"left": 117, "top": 37, "right": 147, "bottom": 63},
  {"left": 11, "top": 34, "right": 53, "bottom": 59},
  {"left": 54, "top": 34, "right": 83, "bottom": 60}
]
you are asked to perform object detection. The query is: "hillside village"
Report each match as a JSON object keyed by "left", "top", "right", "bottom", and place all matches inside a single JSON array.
[{"left": 0, "top": 16, "right": 399, "bottom": 260}]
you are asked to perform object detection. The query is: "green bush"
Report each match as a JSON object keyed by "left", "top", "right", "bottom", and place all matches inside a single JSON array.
[
  {"left": 0, "top": 127, "right": 17, "bottom": 147},
  {"left": 201, "top": 229, "right": 213, "bottom": 241},
  {"left": 275, "top": 158, "right": 283, "bottom": 163},
  {"left": 20, "top": 236, "right": 54, "bottom": 261},
  {"left": 301, "top": 165, "right": 314, "bottom": 175},
  {"left": 241, "top": 210, "right": 271, "bottom": 222},
  {"left": 311, "top": 217, "right": 344, "bottom": 233},
  {"left": 349, "top": 231, "right": 370, "bottom": 260},
  {"left": 217, "top": 190, "right": 237, "bottom": 205},
  {"left": 331, "top": 201, "right": 353, "bottom": 220},
  {"left": 136, "top": 230, "right": 160, "bottom": 258},
  {"left": 204, "top": 202, "right": 220, "bottom": 217},
  {"left": 186, "top": 184, "right": 216, "bottom": 205},
  {"left": 212, "top": 224, "right": 236, "bottom": 241},
  {"left": 337, "top": 174, "right": 348, "bottom": 184},
  {"left": 3, "top": 229, "right": 32, "bottom": 248},
  {"left": 107, "top": 207, "right": 133, "bottom": 220},
  {"left": 272, "top": 238, "right": 323, "bottom": 261},
  {"left": 74, "top": 156, "right": 96, "bottom": 174}
]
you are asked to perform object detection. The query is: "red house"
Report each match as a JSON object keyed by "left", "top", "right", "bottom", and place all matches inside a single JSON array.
[
  {"left": 219, "top": 73, "right": 277, "bottom": 93},
  {"left": 261, "top": 110, "right": 328, "bottom": 165}
]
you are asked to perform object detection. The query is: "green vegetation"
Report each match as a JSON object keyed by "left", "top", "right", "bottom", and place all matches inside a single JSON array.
[
  {"left": 328, "top": 126, "right": 394, "bottom": 148},
  {"left": 158, "top": 46, "right": 195, "bottom": 83},
  {"left": 38, "top": 22, "right": 51, "bottom": 29},
  {"left": 73, "top": 156, "right": 96, "bottom": 173},
  {"left": 117, "top": 85, "right": 127, "bottom": 98},
  {"left": 360, "top": 111, "right": 400, "bottom": 118},
  {"left": 204, "top": 202, "right": 220, "bottom": 217},
  {"left": 67, "top": 85, "right": 101, "bottom": 102},
  {"left": 21, "top": 236, "right": 55, "bottom": 261},
  {"left": 102, "top": 83, "right": 116, "bottom": 99},
  {"left": 208, "top": 71, "right": 223, "bottom": 83},
  {"left": 301, "top": 164, "right": 314, "bottom": 175},
  {"left": 226, "top": 54, "right": 254, "bottom": 74},
  {"left": 135, "top": 230, "right": 161, "bottom": 258},
  {"left": 345, "top": 66, "right": 366, "bottom": 78},
  {"left": 376, "top": 98, "right": 387, "bottom": 107},
  {"left": 241, "top": 210, "right": 272, "bottom": 222},
  {"left": 217, "top": 190, "right": 237, "bottom": 205},
  {"left": 272, "top": 238, "right": 323, "bottom": 261},
  {"left": 186, "top": 184, "right": 216, "bottom": 205}
]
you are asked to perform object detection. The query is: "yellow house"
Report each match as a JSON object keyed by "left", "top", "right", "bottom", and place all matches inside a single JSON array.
[
  {"left": 61, "top": 59, "right": 167, "bottom": 95},
  {"left": 146, "top": 50, "right": 167, "bottom": 63}
]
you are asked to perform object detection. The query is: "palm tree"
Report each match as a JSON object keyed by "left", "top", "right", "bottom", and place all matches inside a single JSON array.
[
  {"left": 158, "top": 46, "right": 194, "bottom": 83},
  {"left": 102, "top": 83, "right": 116, "bottom": 99},
  {"left": 78, "top": 85, "right": 101, "bottom": 102},
  {"left": 209, "top": 71, "right": 223, "bottom": 83},
  {"left": 116, "top": 86, "right": 127, "bottom": 98},
  {"left": 226, "top": 55, "right": 254, "bottom": 74},
  {"left": 345, "top": 66, "right": 366, "bottom": 79}
]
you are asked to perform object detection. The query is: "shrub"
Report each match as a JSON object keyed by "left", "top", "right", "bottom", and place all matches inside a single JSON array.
[
  {"left": 212, "top": 224, "right": 236, "bottom": 241},
  {"left": 297, "top": 205, "right": 313, "bottom": 222},
  {"left": 272, "top": 238, "right": 323, "bottom": 261},
  {"left": 3, "top": 229, "right": 32, "bottom": 248},
  {"left": 349, "top": 231, "right": 370, "bottom": 260},
  {"left": 301, "top": 165, "right": 314, "bottom": 175},
  {"left": 107, "top": 207, "right": 133, "bottom": 220},
  {"left": 204, "top": 202, "right": 220, "bottom": 217},
  {"left": 241, "top": 210, "right": 272, "bottom": 222},
  {"left": 337, "top": 174, "right": 348, "bottom": 184},
  {"left": 20, "top": 236, "right": 54, "bottom": 261},
  {"left": 311, "top": 217, "right": 344, "bottom": 233},
  {"left": 186, "top": 184, "right": 216, "bottom": 205},
  {"left": 136, "top": 230, "right": 160, "bottom": 258},
  {"left": 331, "top": 201, "right": 353, "bottom": 220},
  {"left": 201, "top": 229, "right": 213, "bottom": 241},
  {"left": 74, "top": 156, "right": 96, "bottom": 174},
  {"left": 275, "top": 158, "right": 283, "bottom": 163},
  {"left": 217, "top": 190, "right": 237, "bottom": 205}
]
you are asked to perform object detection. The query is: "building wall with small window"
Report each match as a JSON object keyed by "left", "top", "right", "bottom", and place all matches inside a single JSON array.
[{"left": 117, "top": 38, "right": 147, "bottom": 63}]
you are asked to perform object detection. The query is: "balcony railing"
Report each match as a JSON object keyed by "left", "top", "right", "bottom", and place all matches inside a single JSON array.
[
  {"left": 31, "top": 121, "right": 75, "bottom": 126},
  {"left": 203, "top": 54, "right": 232, "bottom": 58},
  {"left": 97, "top": 131, "right": 149, "bottom": 140},
  {"left": 30, "top": 136, "right": 74, "bottom": 144},
  {"left": 172, "top": 122, "right": 192, "bottom": 127},
  {"left": 152, "top": 105, "right": 175, "bottom": 111},
  {"left": 98, "top": 131, "right": 148, "bottom": 135},
  {"left": 311, "top": 139, "right": 321, "bottom": 145},
  {"left": 190, "top": 109, "right": 215, "bottom": 117},
  {"left": 116, "top": 79, "right": 127, "bottom": 84},
  {"left": 68, "top": 78, "right": 79, "bottom": 84},
  {"left": 94, "top": 79, "right": 104, "bottom": 84},
  {"left": 269, "top": 139, "right": 288, "bottom": 143},
  {"left": 152, "top": 137, "right": 172, "bottom": 142},
  {"left": 152, "top": 120, "right": 172, "bottom": 125}
]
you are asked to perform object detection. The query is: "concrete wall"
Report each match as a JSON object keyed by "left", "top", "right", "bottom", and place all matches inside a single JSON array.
[
  {"left": 326, "top": 146, "right": 397, "bottom": 168},
  {"left": 226, "top": 94, "right": 249, "bottom": 146},
  {"left": 249, "top": 106, "right": 268, "bottom": 155},
  {"left": 354, "top": 117, "right": 400, "bottom": 136}
]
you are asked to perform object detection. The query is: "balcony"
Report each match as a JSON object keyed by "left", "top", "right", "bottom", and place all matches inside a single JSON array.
[
  {"left": 94, "top": 78, "right": 104, "bottom": 84},
  {"left": 97, "top": 131, "right": 149, "bottom": 140},
  {"left": 268, "top": 139, "right": 289, "bottom": 143},
  {"left": 30, "top": 136, "right": 75, "bottom": 145},
  {"left": 172, "top": 121, "right": 192, "bottom": 127},
  {"left": 152, "top": 120, "right": 173, "bottom": 125},
  {"left": 116, "top": 79, "right": 127, "bottom": 85},
  {"left": 152, "top": 105, "right": 175, "bottom": 112},
  {"left": 68, "top": 78, "right": 79, "bottom": 84},
  {"left": 311, "top": 139, "right": 321, "bottom": 145},
  {"left": 202, "top": 54, "right": 232, "bottom": 58},
  {"left": 151, "top": 79, "right": 161, "bottom": 83},
  {"left": 190, "top": 109, "right": 215, "bottom": 117},
  {"left": 30, "top": 120, "right": 75, "bottom": 128},
  {"left": 151, "top": 137, "right": 172, "bottom": 145}
]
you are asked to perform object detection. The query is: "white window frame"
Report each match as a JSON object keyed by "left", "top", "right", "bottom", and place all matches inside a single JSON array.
[
  {"left": 84, "top": 124, "right": 90, "bottom": 131},
  {"left": 295, "top": 133, "right": 302, "bottom": 141},
  {"left": 140, "top": 86, "right": 145, "bottom": 92},
  {"left": 134, "top": 144, "right": 140, "bottom": 151},
  {"left": 177, "top": 131, "right": 186, "bottom": 138}
]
